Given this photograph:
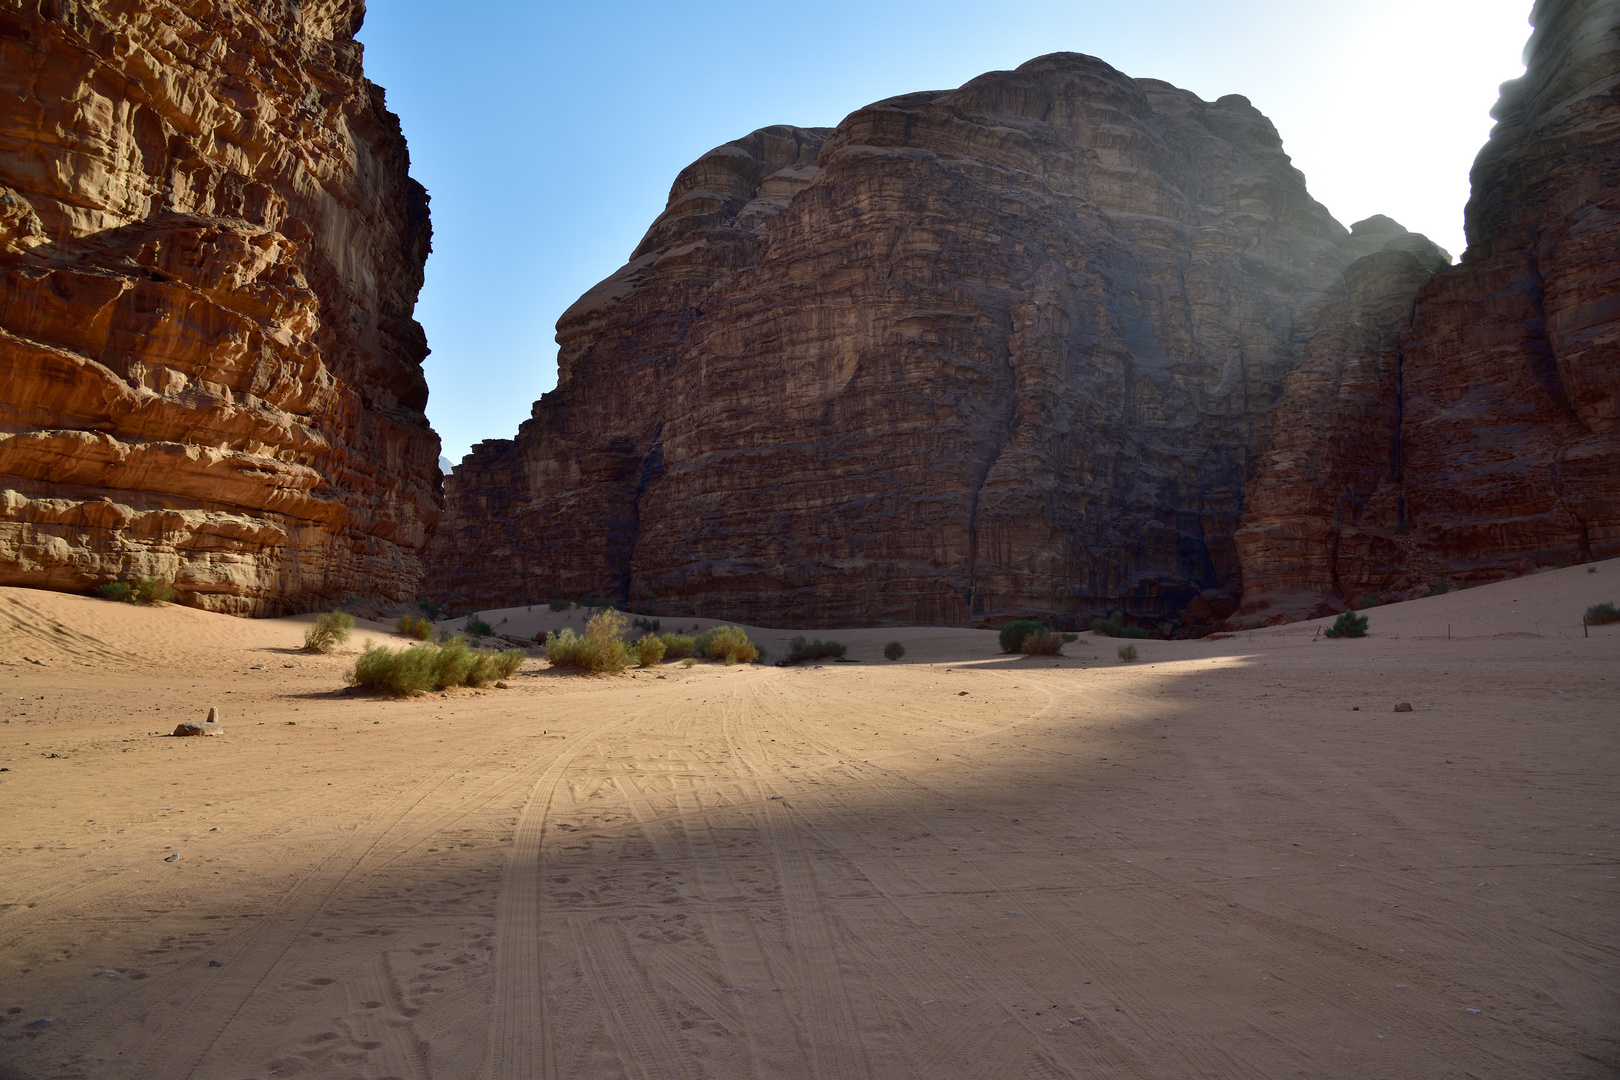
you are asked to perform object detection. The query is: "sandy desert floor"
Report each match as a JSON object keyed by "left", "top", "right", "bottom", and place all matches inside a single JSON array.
[{"left": 0, "top": 563, "right": 1615, "bottom": 1080}]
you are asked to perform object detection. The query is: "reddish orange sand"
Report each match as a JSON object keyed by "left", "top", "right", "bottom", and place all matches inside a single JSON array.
[{"left": 0, "top": 563, "right": 1615, "bottom": 1079}]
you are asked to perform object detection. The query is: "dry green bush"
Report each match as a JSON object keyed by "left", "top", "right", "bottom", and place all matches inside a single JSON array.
[
  {"left": 659, "top": 633, "right": 696, "bottom": 659},
  {"left": 635, "top": 634, "right": 668, "bottom": 667},
  {"left": 1022, "top": 628, "right": 1065, "bottom": 655},
  {"left": 397, "top": 614, "right": 433, "bottom": 640},
  {"left": 545, "top": 608, "right": 632, "bottom": 674},
  {"left": 781, "top": 636, "right": 845, "bottom": 665},
  {"left": 1117, "top": 644, "right": 1139, "bottom": 662},
  {"left": 303, "top": 610, "right": 355, "bottom": 653},
  {"left": 883, "top": 641, "right": 905, "bottom": 661},
  {"left": 1585, "top": 601, "right": 1619, "bottom": 625},
  {"left": 348, "top": 637, "right": 523, "bottom": 696},
  {"left": 697, "top": 625, "right": 759, "bottom": 665},
  {"left": 1324, "top": 611, "right": 1369, "bottom": 638}
]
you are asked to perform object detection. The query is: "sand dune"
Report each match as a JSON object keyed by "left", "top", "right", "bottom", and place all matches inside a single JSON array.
[{"left": 0, "top": 564, "right": 1615, "bottom": 1079}]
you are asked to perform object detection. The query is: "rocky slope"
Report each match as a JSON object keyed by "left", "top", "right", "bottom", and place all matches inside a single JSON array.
[
  {"left": 1234, "top": 0, "right": 1620, "bottom": 620},
  {"left": 432, "top": 56, "right": 1430, "bottom": 628},
  {"left": 0, "top": 0, "right": 438, "bottom": 615}
]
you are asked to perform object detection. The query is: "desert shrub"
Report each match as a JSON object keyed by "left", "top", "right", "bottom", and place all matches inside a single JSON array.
[
  {"left": 700, "top": 625, "right": 759, "bottom": 665},
  {"left": 1585, "top": 601, "right": 1620, "bottom": 625},
  {"left": 417, "top": 597, "right": 445, "bottom": 620},
  {"left": 548, "top": 598, "right": 571, "bottom": 612},
  {"left": 1061, "top": 632, "right": 1079, "bottom": 643},
  {"left": 1587, "top": 565, "right": 1598, "bottom": 574},
  {"left": 632, "top": 616, "right": 661, "bottom": 634},
  {"left": 781, "top": 636, "right": 847, "bottom": 665},
  {"left": 348, "top": 638, "right": 523, "bottom": 696},
  {"left": 1089, "top": 612, "right": 1149, "bottom": 639},
  {"left": 1354, "top": 596, "right": 1380, "bottom": 609},
  {"left": 1117, "top": 644, "right": 1139, "bottom": 662},
  {"left": 998, "top": 620, "right": 1044, "bottom": 653},
  {"left": 659, "top": 633, "right": 696, "bottom": 659},
  {"left": 883, "top": 641, "right": 905, "bottom": 661},
  {"left": 350, "top": 641, "right": 438, "bottom": 695},
  {"left": 1023, "top": 628, "right": 1065, "bottom": 655},
  {"left": 464, "top": 615, "right": 495, "bottom": 638},
  {"left": 1427, "top": 580, "right": 1454, "bottom": 596},
  {"left": 131, "top": 578, "right": 176, "bottom": 605},
  {"left": 1324, "top": 611, "right": 1369, "bottom": 638},
  {"left": 579, "top": 596, "right": 612, "bottom": 613},
  {"left": 634, "top": 634, "right": 667, "bottom": 667},
  {"left": 681, "top": 657, "right": 697, "bottom": 668},
  {"left": 93, "top": 582, "right": 134, "bottom": 603},
  {"left": 397, "top": 614, "right": 433, "bottom": 640},
  {"left": 546, "top": 610, "right": 632, "bottom": 674},
  {"left": 303, "top": 610, "right": 355, "bottom": 654}
]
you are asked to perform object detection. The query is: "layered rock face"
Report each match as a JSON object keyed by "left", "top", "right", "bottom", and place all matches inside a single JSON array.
[
  {"left": 0, "top": 0, "right": 438, "bottom": 614},
  {"left": 1235, "top": 0, "right": 1620, "bottom": 619},
  {"left": 433, "top": 55, "right": 1422, "bottom": 628}
]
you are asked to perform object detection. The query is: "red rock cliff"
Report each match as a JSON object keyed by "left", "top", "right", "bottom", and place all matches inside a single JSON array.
[
  {"left": 429, "top": 55, "right": 1420, "bottom": 629},
  {"left": 1235, "top": 0, "right": 1620, "bottom": 620},
  {"left": 0, "top": 0, "right": 439, "bottom": 614}
]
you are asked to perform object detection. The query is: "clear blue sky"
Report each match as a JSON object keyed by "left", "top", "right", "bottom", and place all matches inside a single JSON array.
[{"left": 355, "top": 1, "right": 1533, "bottom": 467}]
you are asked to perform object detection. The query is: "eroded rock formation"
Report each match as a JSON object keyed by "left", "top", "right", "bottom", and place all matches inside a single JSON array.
[
  {"left": 433, "top": 53, "right": 1445, "bottom": 628},
  {"left": 0, "top": 0, "right": 438, "bottom": 615},
  {"left": 1234, "top": 0, "right": 1620, "bottom": 620}
]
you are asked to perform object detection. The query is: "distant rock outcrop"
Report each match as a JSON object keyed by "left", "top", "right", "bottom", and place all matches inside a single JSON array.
[
  {"left": 430, "top": 55, "right": 1430, "bottom": 629},
  {"left": 1235, "top": 0, "right": 1619, "bottom": 620},
  {"left": 0, "top": 0, "right": 440, "bottom": 614}
]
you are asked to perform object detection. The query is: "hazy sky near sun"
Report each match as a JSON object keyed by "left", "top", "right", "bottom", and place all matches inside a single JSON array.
[{"left": 355, "top": 0, "right": 1533, "bottom": 466}]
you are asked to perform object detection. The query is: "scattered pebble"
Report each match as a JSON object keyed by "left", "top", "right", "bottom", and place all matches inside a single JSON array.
[
  {"left": 164, "top": 853, "right": 178, "bottom": 863},
  {"left": 1393, "top": 702, "right": 1413, "bottom": 713}
]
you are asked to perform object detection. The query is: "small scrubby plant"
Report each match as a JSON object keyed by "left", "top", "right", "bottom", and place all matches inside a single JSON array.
[
  {"left": 781, "top": 636, "right": 847, "bottom": 665},
  {"left": 1117, "top": 644, "right": 1139, "bottom": 662},
  {"left": 883, "top": 641, "right": 905, "bottom": 661},
  {"left": 546, "top": 608, "right": 632, "bottom": 673},
  {"left": 635, "top": 634, "right": 667, "bottom": 667},
  {"left": 133, "top": 577, "right": 176, "bottom": 605},
  {"left": 93, "top": 581, "right": 134, "bottom": 603},
  {"left": 464, "top": 615, "right": 495, "bottom": 638},
  {"left": 1354, "top": 596, "right": 1380, "bottom": 609},
  {"left": 397, "top": 614, "right": 433, "bottom": 640},
  {"left": 303, "top": 610, "right": 356, "bottom": 654},
  {"left": 681, "top": 657, "right": 697, "bottom": 668},
  {"left": 1584, "top": 601, "right": 1619, "bottom": 626},
  {"left": 1023, "top": 628, "right": 1065, "bottom": 655},
  {"left": 659, "top": 633, "right": 696, "bottom": 659},
  {"left": 417, "top": 597, "right": 445, "bottom": 620},
  {"left": 1324, "top": 611, "right": 1369, "bottom": 638},
  {"left": 1090, "top": 612, "right": 1149, "bottom": 639},
  {"left": 998, "top": 620, "right": 1044, "bottom": 653},
  {"left": 348, "top": 638, "right": 522, "bottom": 696},
  {"left": 632, "top": 616, "right": 661, "bottom": 634},
  {"left": 548, "top": 598, "right": 571, "bottom": 612},
  {"left": 699, "top": 625, "right": 759, "bottom": 665}
]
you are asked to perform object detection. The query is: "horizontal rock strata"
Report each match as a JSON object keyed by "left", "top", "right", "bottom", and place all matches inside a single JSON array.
[
  {"left": 430, "top": 56, "right": 1410, "bottom": 629},
  {"left": 1234, "top": 0, "right": 1620, "bottom": 620},
  {"left": 0, "top": 0, "right": 439, "bottom": 614}
]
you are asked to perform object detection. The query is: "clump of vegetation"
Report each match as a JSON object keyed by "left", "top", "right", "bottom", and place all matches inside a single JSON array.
[
  {"left": 464, "top": 615, "right": 495, "bottom": 638},
  {"left": 998, "top": 620, "right": 1045, "bottom": 653},
  {"left": 1427, "top": 580, "right": 1455, "bottom": 596},
  {"left": 548, "top": 598, "right": 571, "bottom": 612},
  {"left": 133, "top": 578, "right": 176, "bottom": 605},
  {"left": 681, "top": 657, "right": 697, "bottom": 668},
  {"left": 696, "top": 625, "right": 759, "bottom": 665},
  {"left": 633, "top": 616, "right": 661, "bottom": 634},
  {"left": 417, "top": 597, "right": 446, "bottom": 620},
  {"left": 1117, "top": 644, "right": 1139, "bottom": 662},
  {"left": 1353, "top": 596, "right": 1380, "bottom": 610},
  {"left": 1089, "top": 612, "right": 1149, "bottom": 639},
  {"left": 397, "top": 614, "right": 433, "bottom": 640},
  {"left": 1584, "top": 601, "right": 1620, "bottom": 626},
  {"left": 1061, "top": 632, "right": 1079, "bottom": 643},
  {"left": 545, "top": 608, "right": 632, "bottom": 674},
  {"left": 781, "top": 636, "right": 847, "bottom": 665},
  {"left": 659, "top": 633, "right": 696, "bottom": 659},
  {"left": 1022, "top": 628, "right": 1065, "bottom": 655},
  {"left": 883, "top": 641, "right": 905, "bottom": 661},
  {"left": 93, "top": 581, "right": 134, "bottom": 603},
  {"left": 578, "top": 596, "right": 612, "bottom": 613},
  {"left": 303, "top": 610, "right": 355, "bottom": 654},
  {"left": 348, "top": 637, "right": 523, "bottom": 696},
  {"left": 1324, "top": 611, "right": 1369, "bottom": 638},
  {"left": 634, "top": 634, "right": 667, "bottom": 667}
]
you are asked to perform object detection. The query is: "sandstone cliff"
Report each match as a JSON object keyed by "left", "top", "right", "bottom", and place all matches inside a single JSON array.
[
  {"left": 1234, "top": 0, "right": 1620, "bottom": 620},
  {"left": 431, "top": 56, "right": 1414, "bottom": 628},
  {"left": 0, "top": 0, "right": 438, "bottom": 615}
]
